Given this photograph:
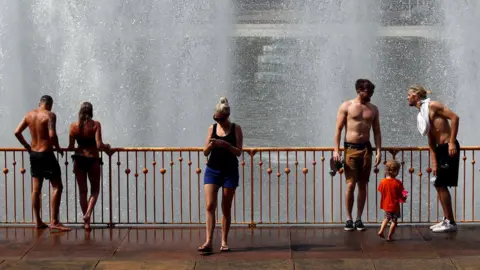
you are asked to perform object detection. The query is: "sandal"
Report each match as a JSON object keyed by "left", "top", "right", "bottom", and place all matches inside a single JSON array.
[
  {"left": 197, "top": 245, "right": 213, "bottom": 253},
  {"left": 220, "top": 245, "right": 230, "bottom": 252}
]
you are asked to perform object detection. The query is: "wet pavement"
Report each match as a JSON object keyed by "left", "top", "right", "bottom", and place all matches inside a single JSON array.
[{"left": 0, "top": 225, "right": 479, "bottom": 269}]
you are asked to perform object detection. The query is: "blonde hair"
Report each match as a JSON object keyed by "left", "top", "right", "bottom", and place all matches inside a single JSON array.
[
  {"left": 385, "top": 160, "right": 401, "bottom": 177},
  {"left": 215, "top": 97, "right": 230, "bottom": 115},
  {"left": 409, "top": 85, "right": 433, "bottom": 99}
]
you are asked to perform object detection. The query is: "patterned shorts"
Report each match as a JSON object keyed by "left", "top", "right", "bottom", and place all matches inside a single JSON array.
[{"left": 384, "top": 212, "right": 400, "bottom": 222}]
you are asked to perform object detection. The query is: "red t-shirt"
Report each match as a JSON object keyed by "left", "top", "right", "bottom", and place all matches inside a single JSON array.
[{"left": 378, "top": 178, "right": 404, "bottom": 213}]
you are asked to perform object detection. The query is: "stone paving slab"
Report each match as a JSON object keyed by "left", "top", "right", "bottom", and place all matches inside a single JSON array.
[
  {"left": 0, "top": 228, "right": 44, "bottom": 260},
  {"left": 294, "top": 259, "right": 375, "bottom": 270},
  {"left": 451, "top": 256, "right": 480, "bottom": 270},
  {"left": 95, "top": 260, "right": 195, "bottom": 270},
  {"left": 23, "top": 229, "right": 128, "bottom": 260},
  {"left": 0, "top": 260, "right": 97, "bottom": 270},
  {"left": 371, "top": 258, "right": 457, "bottom": 270},
  {"left": 194, "top": 259, "right": 293, "bottom": 270}
]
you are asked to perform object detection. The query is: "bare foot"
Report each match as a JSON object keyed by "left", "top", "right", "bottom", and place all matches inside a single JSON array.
[
  {"left": 36, "top": 222, "right": 48, "bottom": 229},
  {"left": 83, "top": 215, "right": 91, "bottom": 231},
  {"left": 378, "top": 231, "right": 385, "bottom": 239},
  {"left": 49, "top": 223, "right": 71, "bottom": 232},
  {"left": 387, "top": 236, "right": 395, "bottom": 241}
]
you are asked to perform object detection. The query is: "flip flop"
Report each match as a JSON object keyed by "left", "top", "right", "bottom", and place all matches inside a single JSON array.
[
  {"left": 197, "top": 245, "right": 213, "bottom": 253},
  {"left": 220, "top": 245, "right": 230, "bottom": 252}
]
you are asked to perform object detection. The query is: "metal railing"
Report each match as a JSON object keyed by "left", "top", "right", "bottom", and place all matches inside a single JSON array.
[{"left": 0, "top": 147, "right": 479, "bottom": 226}]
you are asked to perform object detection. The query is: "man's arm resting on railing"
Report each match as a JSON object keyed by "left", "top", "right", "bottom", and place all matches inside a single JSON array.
[{"left": 14, "top": 117, "right": 31, "bottom": 152}]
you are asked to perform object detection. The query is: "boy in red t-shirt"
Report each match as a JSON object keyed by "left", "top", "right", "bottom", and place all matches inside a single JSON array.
[{"left": 377, "top": 160, "right": 407, "bottom": 241}]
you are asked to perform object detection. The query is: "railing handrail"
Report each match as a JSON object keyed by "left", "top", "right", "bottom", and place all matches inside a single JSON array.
[{"left": 1, "top": 146, "right": 480, "bottom": 151}]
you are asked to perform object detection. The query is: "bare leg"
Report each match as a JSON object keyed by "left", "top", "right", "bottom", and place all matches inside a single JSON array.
[
  {"left": 32, "top": 177, "right": 47, "bottom": 229},
  {"left": 387, "top": 221, "right": 398, "bottom": 241},
  {"left": 200, "top": 184, "right": 219, "bottom": 250},
  {"left": 356, "top": 181, "right": 367, "bottom": 220},
  {"left": 345, "top": 181, "right": 355, "bottom": 221},
  {"left": 83, "top": 161, "right": 101, "bottom": 231},
  {"left": 221, "top": 187, "right": 236, "bottom": 250},
  {"left": 74, "top": 162, "right": 89, "bottom": 229},
  {"left": 378, "top": 218, "right": 389, "bottom": 239},
  {"left": 436, "top": 186, "right": 455, "bottom": 222},
  {"left": 49, "top": 177, "right": 70, "bottom": 232}
]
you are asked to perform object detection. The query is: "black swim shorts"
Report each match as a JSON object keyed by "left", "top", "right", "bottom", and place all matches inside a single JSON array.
[
  {"left": 434, "top": 140, "right": 460, "bottom": 188},
  {"left": 30, "top": 151, "right": 61, "bottom": 180}
]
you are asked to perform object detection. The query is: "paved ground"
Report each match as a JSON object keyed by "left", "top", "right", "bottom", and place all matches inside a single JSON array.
[{"left": 0, "top": 225, "right": 479, "bottom": 269}]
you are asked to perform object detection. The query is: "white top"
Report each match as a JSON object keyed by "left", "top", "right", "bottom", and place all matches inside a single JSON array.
[{"left": 417, "top": 98, "right": 430, "bottom": 136}]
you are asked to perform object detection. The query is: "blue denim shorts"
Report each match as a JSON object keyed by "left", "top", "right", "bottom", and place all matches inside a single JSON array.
[{"left": 204, "top": 166, "right": 239, "bottom": 188}]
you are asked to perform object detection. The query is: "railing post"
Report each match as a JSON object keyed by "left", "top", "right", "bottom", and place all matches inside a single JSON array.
[
  {"left": 249, "top": 149, "right": 257, "bottom": 228},
  {"left": 107, "top": 152, "right": 114, "bottom": 228}
]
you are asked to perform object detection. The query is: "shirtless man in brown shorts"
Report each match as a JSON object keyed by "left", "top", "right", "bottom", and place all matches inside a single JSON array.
[
  {"left": 408, "top": 86, "right": 460, "bottom": 232},
  {"left": 14, "top": 95, "right": 71, "bottom": 232},
  {"left": 333, "top": 79, "right": 382, "bottom": 231}
]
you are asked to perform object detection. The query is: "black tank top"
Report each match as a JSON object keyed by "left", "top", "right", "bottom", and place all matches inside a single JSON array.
[{"left": 207, "top": 123, "right": 238, "bottom": 171}]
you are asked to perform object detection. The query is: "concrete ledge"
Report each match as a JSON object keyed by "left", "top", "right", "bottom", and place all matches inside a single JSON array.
[{"left": 233, "top": 24, "right": 443, "bottom": 39}]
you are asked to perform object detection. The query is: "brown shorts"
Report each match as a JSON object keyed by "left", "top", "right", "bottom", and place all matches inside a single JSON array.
[
  {"left": 344, "top": 142, "right": 372, "bottom": 184},
  {"left": 384, "top": 211, "right": 400, "bottom": 222}
]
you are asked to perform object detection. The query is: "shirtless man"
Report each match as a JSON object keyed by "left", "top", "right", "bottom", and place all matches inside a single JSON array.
[
  {"left": 408, "top": 86, "right": 459, "bottom": 232},
  {"left": 333, "top": 79, "right": 382, "bottom": 231},
  {"left": 14, "top": 95, "right": 71, "bottom": 232}
]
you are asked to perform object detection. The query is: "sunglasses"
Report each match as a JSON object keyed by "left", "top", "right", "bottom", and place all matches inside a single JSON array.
[{"left": 213, "top": 115, "right": 228, "bottom": 122}]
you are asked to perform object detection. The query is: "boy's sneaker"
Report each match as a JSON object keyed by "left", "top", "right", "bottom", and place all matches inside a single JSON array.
[
  {"left": 355, "top": 219, "right": 366, "bottom": 231},
  {"left": 432, "top": 219, "right": 457, "bottom": 233},
  {"left": 344, "top": 220, "right": 355, "bottom": 231},
  {"left": 430, "top": 221, "right": 445, "bottom": 230},
  {"left": 429, "top": 217, "right": 446, "bottom": 230}
]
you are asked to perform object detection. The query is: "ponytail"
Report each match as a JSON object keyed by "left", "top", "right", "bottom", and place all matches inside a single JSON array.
[{"left": 78, "top": 102, "right": 93, "bottom": 131}]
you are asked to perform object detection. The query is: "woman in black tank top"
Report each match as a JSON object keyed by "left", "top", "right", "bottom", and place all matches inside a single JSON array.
[
  {"left": 198, "top": 97, "right": 244, "bottom": 253},
  {"left": 67, "top": 102, "right": 111, "bottom": 231}
]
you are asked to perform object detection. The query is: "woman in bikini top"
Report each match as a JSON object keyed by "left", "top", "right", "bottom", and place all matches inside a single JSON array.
[{"left": 67, "top": 102, "right": 111, "bottom": 231}]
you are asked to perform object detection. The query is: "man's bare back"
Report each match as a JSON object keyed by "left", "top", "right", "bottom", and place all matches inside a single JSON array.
[{"left": 24, "top": 109, "right": 55, "bottom": 152}]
